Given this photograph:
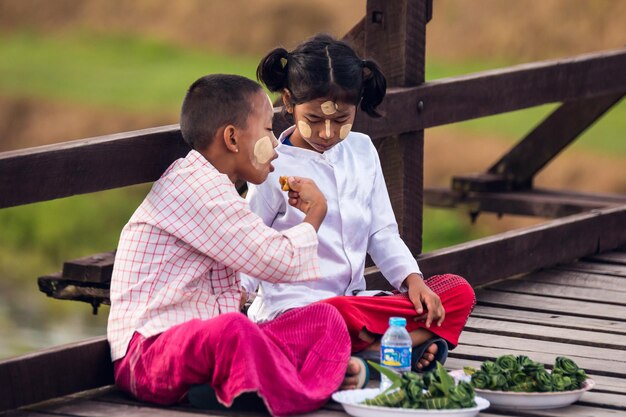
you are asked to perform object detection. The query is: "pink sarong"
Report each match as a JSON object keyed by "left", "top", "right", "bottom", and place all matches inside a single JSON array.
[{"left": 113, "top": 303, "right": 351, "bottom": 416}]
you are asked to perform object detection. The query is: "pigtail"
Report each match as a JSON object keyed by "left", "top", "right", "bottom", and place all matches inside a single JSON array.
[
  {"left": 360, "top": 60, "right": 387, "bottom": 118},
  {"left": 256, "top": 47, "right": 290, "bottom": 92}
]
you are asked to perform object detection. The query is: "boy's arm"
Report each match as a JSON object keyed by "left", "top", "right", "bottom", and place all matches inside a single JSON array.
[{"left": 159, "top": 174, "right": 321, "bottom": 284}]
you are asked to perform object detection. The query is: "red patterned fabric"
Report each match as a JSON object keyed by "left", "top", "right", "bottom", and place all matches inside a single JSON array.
[
  {"left": 321, "top": 274, "right": 476, "bottom": 351},
  {"left": 114, "top": 304, "right": 351, "bottom": 417}
]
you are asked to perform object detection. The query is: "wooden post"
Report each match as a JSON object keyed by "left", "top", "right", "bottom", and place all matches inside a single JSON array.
[{"left": 363, "top": 0, "right": 429, "bottom": 255}]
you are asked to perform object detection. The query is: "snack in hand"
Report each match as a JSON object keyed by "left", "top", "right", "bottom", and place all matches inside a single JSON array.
[{"left": 279, "top": 176, "right": 291, "bottom": 191}]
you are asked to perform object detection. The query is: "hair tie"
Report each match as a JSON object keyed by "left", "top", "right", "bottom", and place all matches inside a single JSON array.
[{"left": 277, "top": 48, "right": 290, "bottom": 68}]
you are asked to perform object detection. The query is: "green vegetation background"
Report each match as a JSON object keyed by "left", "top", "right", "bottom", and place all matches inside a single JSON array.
[{"left": 0, "top": 31, "right": 624, "bottom": 358}]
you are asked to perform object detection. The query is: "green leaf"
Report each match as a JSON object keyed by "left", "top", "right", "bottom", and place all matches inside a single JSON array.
[
  {"left": 367, "top": 360, "right": 402, "bottom": 382},
  {"left": 367, "top": 360, "right": 403, "bottom": 392}
]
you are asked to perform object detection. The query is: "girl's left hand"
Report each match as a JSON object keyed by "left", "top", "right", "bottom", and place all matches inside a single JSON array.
[{"left": 404, "top": 274, "right": 445, "bottom": 328}]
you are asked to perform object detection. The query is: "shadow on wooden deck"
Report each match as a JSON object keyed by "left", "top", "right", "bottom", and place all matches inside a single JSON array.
[{"left": 3, "top": 247, "right": 625, "bottom": 417}]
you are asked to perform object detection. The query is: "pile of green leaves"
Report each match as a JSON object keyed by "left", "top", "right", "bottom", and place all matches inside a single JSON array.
[
  {"left": 467, "top": 355, "right": 587, "bottom": 392},
  {"left": 362, "top": 362, "right": 476, "bottom": 409}
]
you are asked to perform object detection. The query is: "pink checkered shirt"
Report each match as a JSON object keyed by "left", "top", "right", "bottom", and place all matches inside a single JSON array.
[{"left": 107, "top": 150, "right": 320, "bottom": 361}]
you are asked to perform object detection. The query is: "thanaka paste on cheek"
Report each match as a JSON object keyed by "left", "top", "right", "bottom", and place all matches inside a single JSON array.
[
  {"left": 320, "top": 101, "right": 338, "bottom": 115},
  {"left": 298, "top": 120, "right": 312, "bottom": 139},
  {"left": 339, "top": 123, "right": 352, "bottom": 140},
  {"left": 253, "top": 136, "right": 274, "bottom": 164}
]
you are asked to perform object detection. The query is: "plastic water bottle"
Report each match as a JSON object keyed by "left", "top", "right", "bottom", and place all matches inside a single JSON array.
[{"left": 380, "top": 317, "right": 412, "bottom": 391}]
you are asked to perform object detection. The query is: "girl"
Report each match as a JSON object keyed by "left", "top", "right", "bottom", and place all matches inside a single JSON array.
[{"left": 240, "top": 34, "right": 476, "bottom": 386}]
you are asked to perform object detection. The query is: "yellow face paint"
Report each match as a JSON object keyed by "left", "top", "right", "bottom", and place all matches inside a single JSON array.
[
  {"left": 298, "top": 120, "right": 312, "bottom": 139},
  {"left": 339, "top": 123, "right": 352, "bottom": 140},
  {"left": 324, "top": 120, "right": 331, "bottom": 138},
  {"left": 253, "top": 136, "right": 274, "bottom": 164},
  {"left": 321, "top": 101, "right": 338, "bottom": 115}
]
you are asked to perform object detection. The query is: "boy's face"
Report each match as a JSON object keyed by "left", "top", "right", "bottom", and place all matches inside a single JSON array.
[
  {"left": 236, "top": 91, "right": 278, "bottom": 184},
  {"left": 290, "top": 97, "right": 357, "bottom": 153}
]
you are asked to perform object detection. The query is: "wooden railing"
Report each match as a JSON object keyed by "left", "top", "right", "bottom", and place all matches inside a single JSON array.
[
  {"left": 1, "top": 0, "right": 626, "bottom": 412},
  {"left": 0, "top": 0, "right": 624, "bottom": 312}
]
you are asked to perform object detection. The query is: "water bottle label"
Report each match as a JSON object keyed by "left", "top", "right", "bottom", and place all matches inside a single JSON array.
[{"left": 381, "top": 345, "right": 411, "bottom": 369}]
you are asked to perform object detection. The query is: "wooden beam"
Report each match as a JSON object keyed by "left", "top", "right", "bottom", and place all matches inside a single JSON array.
[
  {"left": 342, "top": 17, "right": 365, "bottom": 57},
  {"left": 424, "top": 187, "right": 626, "bottom": 218},
  {"left": 0, "top": 336, "right": 113, "bottom": 413},
  {"left": 62, "top": 251, "right": 116, "bottom": 283},
  {"left": 354, "top": 48, "right": 626, "bottom": 138},
  {"left": 452, "top": 92, "right": 625, "bottom": 194},
  {"left": 0, "top": 125, "right": 189, "bottom": 209},
  {"left": 0, "top": 115, "right": 280, "bottom": 209},
  {"left": 487, "top": 93, "right": 625, "bottom": 187},
  {"left": 2, "top": 50, "right": 625, "bottom": 208},
  {"left": 38, "top": 273, "right": 110, "bottom": 313},
  {"left": 35, "top": 204, "right": 626, "bottom": 307},
  {"left": 364, "top": 0, "right": 428, "bottom": 255},
  {"left": 452, "top": 92, "right": 626, "bottom": 194},
  {"left": 365, "top": 205, "right": 626, "bottom": 289}
]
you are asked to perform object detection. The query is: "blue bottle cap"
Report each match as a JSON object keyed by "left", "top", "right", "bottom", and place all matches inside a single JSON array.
[{"left": 389, "top": 317, "right": 407, "bottom": 327}]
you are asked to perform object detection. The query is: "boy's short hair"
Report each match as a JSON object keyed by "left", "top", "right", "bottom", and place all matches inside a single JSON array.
[{"left": 180, "top": 74, "right": 263, "bottom": 151}]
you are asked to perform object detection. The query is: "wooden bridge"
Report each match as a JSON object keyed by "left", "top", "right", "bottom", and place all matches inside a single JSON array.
[{"left": 1, "top": 1, "right": 625, "bottom": 416}]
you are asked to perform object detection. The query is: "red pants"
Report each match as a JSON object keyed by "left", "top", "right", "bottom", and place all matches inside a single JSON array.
[
  {"left": 113, "top": 304, "right": 351, "bottom": 416},
  {"left": 321, "top": 274, "right": 476, "bottom": 352}
]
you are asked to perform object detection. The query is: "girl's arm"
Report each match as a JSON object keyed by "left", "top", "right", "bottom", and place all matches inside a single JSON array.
[{"left": 366, "top": 148, "right": 421, "bottom": 290}]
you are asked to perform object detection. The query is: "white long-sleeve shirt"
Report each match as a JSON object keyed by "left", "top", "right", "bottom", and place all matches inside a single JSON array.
[
  {"left": 241, "top": 126, "right": 420, "bottom": 322},
  {"left": 108, "top": 150, "right": 320, "bottom": 360}
]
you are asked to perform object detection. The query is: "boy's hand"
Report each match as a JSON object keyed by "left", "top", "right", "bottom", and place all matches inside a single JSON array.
[
  {"left": 404, "top": 273, "right": 445, "bottom": 328},
  {"left": 286, "top": 176, "right": 327, "bottom": 231}
]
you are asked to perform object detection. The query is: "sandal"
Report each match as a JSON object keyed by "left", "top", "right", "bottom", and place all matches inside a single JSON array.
[
  {"left": 412, "top": 337, "right": 449, "bottom": 373},
  {"left": 353, "top": 350, "right": 380, "bottom": 380}
]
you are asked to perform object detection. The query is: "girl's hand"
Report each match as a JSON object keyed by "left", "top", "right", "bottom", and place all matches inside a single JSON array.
[
  {"left": 404, "top": 274, "right": 445, "bottom": 328},
  {"left": 286, "top": 177, "right": 327, "bottom": 230}
]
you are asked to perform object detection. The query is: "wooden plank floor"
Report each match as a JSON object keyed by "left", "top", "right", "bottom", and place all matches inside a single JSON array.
[{"left": 4, "top": 248, "right": 626, "bottom": 417}]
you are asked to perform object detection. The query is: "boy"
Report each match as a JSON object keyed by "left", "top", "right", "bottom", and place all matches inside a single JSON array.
[{"left": 107, "top": 74, "right": 355, "bottom": 416}]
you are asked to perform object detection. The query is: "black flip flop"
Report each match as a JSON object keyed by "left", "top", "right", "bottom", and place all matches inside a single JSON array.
[{"left": 412, "top": 337, "right": 449, "bottom": 373}]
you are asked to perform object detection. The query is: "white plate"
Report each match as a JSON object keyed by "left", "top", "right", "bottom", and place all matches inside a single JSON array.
[
  {"left": 332, "top": 388, "right": 490, "bottom": 417},
  {"left": 449, "top": 369, "right": 595, "bottom": 410}
]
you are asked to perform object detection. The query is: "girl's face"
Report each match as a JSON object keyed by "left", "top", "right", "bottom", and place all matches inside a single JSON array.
[{"left": 289, "top": 97, "right": 356, "bottom": 153}]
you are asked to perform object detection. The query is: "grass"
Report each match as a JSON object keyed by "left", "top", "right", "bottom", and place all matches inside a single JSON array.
[{"left": 0, "top": 31, "right": 259, "bottom": 112}]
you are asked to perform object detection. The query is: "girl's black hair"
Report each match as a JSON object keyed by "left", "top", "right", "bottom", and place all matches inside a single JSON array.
[{"left": 257, "top": 34, "right": 387, "bottom": 117}]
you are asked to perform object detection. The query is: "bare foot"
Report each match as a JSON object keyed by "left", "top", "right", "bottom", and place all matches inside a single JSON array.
[
  {"left": 414, "top": 342, "right": 438, "bottom": 370},
  {"left": 340, "top": 357, "right": 365, "bottom": 390}
]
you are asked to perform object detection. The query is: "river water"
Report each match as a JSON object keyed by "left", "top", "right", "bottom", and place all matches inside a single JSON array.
[{"left": 0, "top": 291, "right": 108, "bottom": 360}]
